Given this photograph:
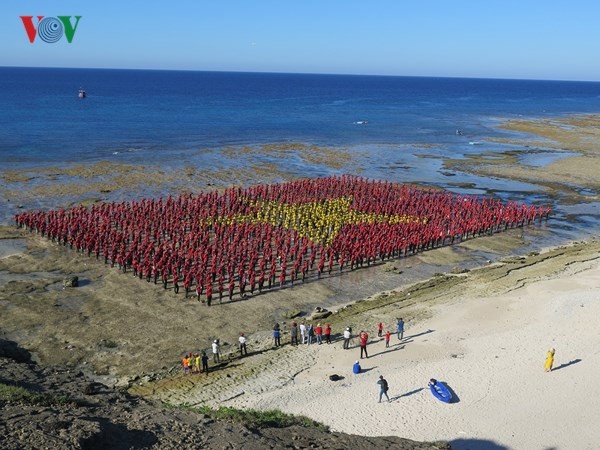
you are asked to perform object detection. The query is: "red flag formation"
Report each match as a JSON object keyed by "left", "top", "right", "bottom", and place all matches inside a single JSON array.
[{"left": 15, "top": 176, "right": 549, "bottom": 303}]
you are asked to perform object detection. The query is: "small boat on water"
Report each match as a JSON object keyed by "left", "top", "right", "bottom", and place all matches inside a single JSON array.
[
  {"left": 353, "top": 120, "right": 368, "bottom": 125},
  {"left": 78, "top": 88, "right": 87, "bottom": 99},
  {"left": 429, "top": 379, "right": 453, "bottom": 403}
]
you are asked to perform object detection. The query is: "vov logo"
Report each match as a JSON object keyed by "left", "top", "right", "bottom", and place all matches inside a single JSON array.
[{"left": 20, "top": 16, "right": 82, "bottom": 44}]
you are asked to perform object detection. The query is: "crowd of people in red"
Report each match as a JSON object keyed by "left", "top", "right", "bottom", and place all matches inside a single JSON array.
[{"left": 14, "top": 176, "right": 549, "bottom": 304}]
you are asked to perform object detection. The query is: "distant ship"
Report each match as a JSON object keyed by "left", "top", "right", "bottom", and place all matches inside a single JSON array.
[
  {"left": 78, "top": 88, "right": 87, "bottom": 99},
  {"left": 353, "top": 120, "right": 368, "bottom": 125}
]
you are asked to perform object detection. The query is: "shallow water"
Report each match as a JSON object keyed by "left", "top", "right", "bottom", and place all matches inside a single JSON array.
[{"left": 0, "top": 239, "right": 26, "bottom": 259}]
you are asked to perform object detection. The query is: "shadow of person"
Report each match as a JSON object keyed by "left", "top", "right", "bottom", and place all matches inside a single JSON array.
[
  {"left": 552, "top": 358, "right": 582, "bottom": 372},
  {"left": 390, "top": 387, "right": 424, "bottom": 401},
  {"left": 404, "top": 329, "right": 434, "bottom": 340},
  {"left": 450, "top": 438, "right": 510, "bottom": 450}
]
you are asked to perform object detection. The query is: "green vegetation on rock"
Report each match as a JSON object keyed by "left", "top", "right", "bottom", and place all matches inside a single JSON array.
[{"left": 170, "top": 403, "right": 329, "bottom": 431}]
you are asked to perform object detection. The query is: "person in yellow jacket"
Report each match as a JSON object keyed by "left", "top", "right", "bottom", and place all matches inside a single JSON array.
[
  {"left": 544, "top": 348, "right": 555, "bottom": 372},
  {"left": 193, "top": 353, "right": 201, "bottom": 374}
]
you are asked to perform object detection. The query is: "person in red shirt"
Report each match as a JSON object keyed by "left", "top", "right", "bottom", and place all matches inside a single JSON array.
[
  {"left": 385, "top": 330, "right": 391, "bottom": 348},
  {"left": 377, "top": 322, "right": 383, "bottom": 337},
  {"left": 359, "top": 330, "right": 369, "bottom": 359},
  {"left": 324, "top": 324, "right": 332, "bottom": 344},
  {"left": 315, "top": 323, "right": 323, "bottom": 345}
]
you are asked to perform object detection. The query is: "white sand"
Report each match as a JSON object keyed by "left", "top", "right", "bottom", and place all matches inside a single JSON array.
[{"left": 224, "top": 258, "right": 600, "bottom": 449}]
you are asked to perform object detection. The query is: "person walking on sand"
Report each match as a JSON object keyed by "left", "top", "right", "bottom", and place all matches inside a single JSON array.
[
  {"left": 385, "top": 330, "right": 391, "bottom": 348},
  {"left": 377, "top": 375, "right": 390, "bottom": 402},
  {"left": 544, "top": 348, "right": 555, "bottom": 372},
  {"left": 396, "top": 318, "right": 405, "bottom": 341},
  {"left": 377, "top": 322, "right": 383, "bottom": 338},
  {"left": 359, "top": 330, "right": 369, "bottom": 358}
]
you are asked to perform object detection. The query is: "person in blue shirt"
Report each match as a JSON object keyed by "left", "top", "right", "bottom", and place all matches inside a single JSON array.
[
  {"left": 352, "top": 360, "right": 362, "bottom": 374},
  {"left": 273, "top": 323, "right": 281, "bottom": 347},
  {"left": 396, "top": 318, "right": 404, "bottom": 340}
]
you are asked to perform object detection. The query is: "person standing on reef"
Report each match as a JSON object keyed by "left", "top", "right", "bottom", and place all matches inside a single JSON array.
[
  {"left": 544, "top": 348, "right": 555, "bottom": 372},
  {"left": 377, "top": 375, "right": 390, "bottom": 402},
  {"left": 273, "top": 323, "right": 281, "bottom": 347},
  {"left": 212, "top": 339, "right": 221, "bottom": 364},
  {"left": 385, "top": 330, "right": 391, "bottom": 348},
  {"left": 343, "top": 327, "right": 351, "bottom": 349},
  {"left": 377, "top": 322, "right": 383, "bottom": 337},
  {"left": 239, "top": 333, "right": 248, "bottom": 356},
  {"left": 359, "top": 330, "right": 369, "bottom": 358},
  {"left": 397, "top": 318, "right": 405, "bottom": 340}
]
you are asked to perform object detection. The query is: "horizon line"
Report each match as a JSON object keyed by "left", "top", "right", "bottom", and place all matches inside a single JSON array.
[{"left": 1, "top": 65, "right": 600, "bottom": 84}]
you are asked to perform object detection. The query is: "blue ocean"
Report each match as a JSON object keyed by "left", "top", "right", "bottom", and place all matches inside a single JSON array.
[
  {"left": 0, "top": 67, "right": 599, "bottom": 244},
  {"left": 2, "top": 67, "right": 600, "bottom": 163}
]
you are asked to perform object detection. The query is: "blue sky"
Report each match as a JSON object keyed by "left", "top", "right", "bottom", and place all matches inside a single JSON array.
[{"left": 2, "top": 0, "right": 600, "bottom": 81}]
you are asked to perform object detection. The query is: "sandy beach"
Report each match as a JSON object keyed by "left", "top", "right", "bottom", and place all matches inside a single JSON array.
[
  {"left": 125, "top": 239, "right": 598, "bottom": 450},
  {"left": 216, "top": 244, "right": 600, "bottom": 450}
]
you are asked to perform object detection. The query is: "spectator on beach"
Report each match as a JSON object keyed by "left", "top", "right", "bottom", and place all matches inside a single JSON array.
[
  {"left": 343, "top": 327, "right": 351, "bottom": 349},
  {"left": 201, "top": 351, "right": 209, "bottom": 374},
  {"left": 239, "top": 333, "right": 248, "bottom": 356},
  {"left": 315, "top": 323, "right": 323, "bottom": 345},
  {"left": 397, "top": 318, "right": 405, "bottom": 340},
  {"left": 182, "top": 354, "right": 191, "bottom": 376},
  {"left": 273, "top": 323, "right": 281, "bottom": 347},
  {"left": 544, "top": 348, "right": 555, "bottom": 372},
  {"left": 193, "top": 353, "right": 200, "bottom": 374},
  {"left": 300, "top": 322, "right": 307, "bottom": 344},
  {"left": 353, "top": 360, "right": 362, "bottom": 374},
  {"left": 377, "top": 322, "right": 383, "bottom": 337},
  {"left": 290, "top": 322, "right": 299, "bottom": 346},
  {"left": 306, "top": 324, "right": 314, "bottom": 345},
  {"left": 212, "top": 339, "right": 221, "bottom": 363},
  {"left": 324, "top": 324, "right": 332, "bottom": 344},
  {"left": 385, "top": 330, "right": 391, "bottom": 348},
  {"left": 359, "top": 330, "right": 369, "bottom": 358},
  {"left": 377, "top": 375, "right": 390, "bottom": 402}
]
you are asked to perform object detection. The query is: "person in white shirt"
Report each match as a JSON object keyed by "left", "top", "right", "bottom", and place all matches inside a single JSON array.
[
  {"left": 343, "top": 327, "right": 352, "bottom": 349},
  {"left": 299, "top": 322, "right": 307, "bottom": 344},
  {"left": 212, "top": 339, "right": 221, "bottom": 363},
  {"left": 239, "top": 333, "right": 248, "bottom": 356}
]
